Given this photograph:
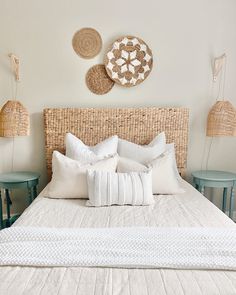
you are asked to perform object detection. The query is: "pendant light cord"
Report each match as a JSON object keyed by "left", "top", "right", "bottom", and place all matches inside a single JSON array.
[
  {"left": 222, "top": 55, "right": 227, "bottom": 100},
  {"left": 204, "top": 54, "right": 227, "bottom": 171},
  {"left": 9, "top": 57, "right": 19, "bottom": 172},
  {"left": 14, "top": 82, "right": 18, "bottom": 101},
  {"left": 205, "top": 137, "right": 213, "bottom": 171},
  {"left": 216, "top": 55, "right": 227, "bottom": 100}
]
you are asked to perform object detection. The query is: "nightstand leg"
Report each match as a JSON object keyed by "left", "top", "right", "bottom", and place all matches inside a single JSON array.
[
  {"left": 0, "top": 190, "right": 3, "bottom": 229},
  {"left": 33, "top": 186, "right": 37, "bottom": 200},
  {"left": 199, "top": 185, "right": 205, "bottom": 195},
  {"left": 229, "top": 187, "right": 235, "bottom": 219},
  {"left": 5, "top": 189, "right": 11, "bottom": 227},
  {"left": 28, "top": 188, "right": 33, "bottom": 204},
  {"left": 195, "top": 183, "right": 199, "bottom": 190},
  {"left": 222, "top": 188, "right": 227, "bottom": 213}
]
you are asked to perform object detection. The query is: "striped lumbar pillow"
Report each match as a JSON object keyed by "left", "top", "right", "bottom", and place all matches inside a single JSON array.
[{"left": 86, "top": 170, "right": 154, "bottom": 207}]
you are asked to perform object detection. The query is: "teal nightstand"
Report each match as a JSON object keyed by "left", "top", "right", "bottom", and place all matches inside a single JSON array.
[
  {"left": 192, "top": 170, "right": 236, "bottom": 219},
  {"left": 0, "top": 171, "right": 40, "bottom": 229}
]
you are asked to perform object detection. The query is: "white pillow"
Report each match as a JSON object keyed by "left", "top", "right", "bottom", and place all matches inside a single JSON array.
[
  {"left": 86, "top": 170, "right": 154, "bottom": 207},
  {"left": 117, "top": 147, "right": 184, "bottom": 195},
  {"left": 117, "top": 156, "right": 146, "bottom": 172},
  {"left": 118, "top": 132, "right": 166, "bottom": 164},
  {"left": 147, "top": 149, "right": 185, "bottom": 195},
  {"left": 65, "top": 133, "right": 118, "bottom": 164},
  {"left": 46, "top": 151, "right": 118, "bottom": 199},
  {"left": 166, "top": 143, "right": 181, "bottom": 179}
]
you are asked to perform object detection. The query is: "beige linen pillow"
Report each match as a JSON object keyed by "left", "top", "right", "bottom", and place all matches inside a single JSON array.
[{"left": 46, "top": 151, "right": 118, "bottom": 199}]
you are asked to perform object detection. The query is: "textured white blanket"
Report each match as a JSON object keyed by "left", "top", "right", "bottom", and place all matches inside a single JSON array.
[{"left": 1, "top": 226, "right": 236, "bottom": 270}]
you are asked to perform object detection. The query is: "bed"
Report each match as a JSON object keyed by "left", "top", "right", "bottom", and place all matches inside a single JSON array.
[{"left": 1, "top": 107, "right": 236, "bottom": 295}]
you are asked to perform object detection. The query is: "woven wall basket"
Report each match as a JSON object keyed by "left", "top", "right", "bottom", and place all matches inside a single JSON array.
[
  {"left": 72, "top": 28, "right": 102, "bottom": 59},
  {"left": 104, "top": 36, "right": 153, "bottom": 87},
  {"left": 206, "top": 100, "right": 236, "bottom": 137},
  {"left": 0, "top": 100, "right": 30, "bottom": 137},
  {"left": 86, "top": 64, "right": 114, "bottom": 95}
]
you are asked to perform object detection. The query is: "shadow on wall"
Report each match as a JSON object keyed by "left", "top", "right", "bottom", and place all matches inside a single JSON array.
[
  {"left": 0, "top": 137, "right": 12, "bottom": 172},
  {"left": 30, "top": 112, "right": 47, "bottom": 190}
]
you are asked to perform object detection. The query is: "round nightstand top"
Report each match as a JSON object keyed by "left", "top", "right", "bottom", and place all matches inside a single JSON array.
[
  {"left": 0, "top": 171, "right": 40, "bottom": 183},
  {"left": 192, "top": 170, "right": 236, "bottom": 182}
]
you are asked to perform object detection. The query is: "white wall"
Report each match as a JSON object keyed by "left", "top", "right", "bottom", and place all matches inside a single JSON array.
[{"left": 0, "top": 0, "right": 236, "bottom": 214}]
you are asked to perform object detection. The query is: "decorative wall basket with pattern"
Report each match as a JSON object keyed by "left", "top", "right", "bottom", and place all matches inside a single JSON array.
[
  {"left": 72, "top": 28, "right": 102, "bottom": 59},
  {"left": 104, "top": 36, "right": 153, "bottom": 87}
]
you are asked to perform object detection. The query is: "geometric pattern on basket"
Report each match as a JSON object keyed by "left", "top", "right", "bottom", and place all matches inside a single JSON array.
[{"left": 104, "top": 36, "right": 153, "bottom": 87}]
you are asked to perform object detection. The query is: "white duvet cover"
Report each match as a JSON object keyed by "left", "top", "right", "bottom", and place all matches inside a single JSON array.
[{"left": 1, "top": 179, "right": 236, "bottom": 295}]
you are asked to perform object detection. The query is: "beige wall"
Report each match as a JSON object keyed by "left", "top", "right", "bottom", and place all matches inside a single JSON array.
[{"left": 0, "top": 0, "right": 236, "bottom": 214}]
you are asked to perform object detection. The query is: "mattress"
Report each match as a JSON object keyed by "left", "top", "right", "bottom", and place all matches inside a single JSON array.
[{"left": 1, "top": 179, "right": 236, "bottom": 295}]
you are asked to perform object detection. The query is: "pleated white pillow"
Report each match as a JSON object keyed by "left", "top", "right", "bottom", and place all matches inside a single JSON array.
[
  {"left": 66, "top": 133, "right": 118, "bottom": 164},
  {"left": 118, "top": 132, "right": 166, "bottom": 164},
  {"left": 86, "top": 170, "right": 154, "bottom": 206},
  {"left": 46, "top": 151, "right": 118, "bottom": 199}
]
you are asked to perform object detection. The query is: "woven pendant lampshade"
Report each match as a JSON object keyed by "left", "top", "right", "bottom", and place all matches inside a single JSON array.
[
  {"left": 206, "top": 100, "right": 236, "bottom": 137},
  {"left": 0, "top": 100, "right": 30, "bottom": 137}
]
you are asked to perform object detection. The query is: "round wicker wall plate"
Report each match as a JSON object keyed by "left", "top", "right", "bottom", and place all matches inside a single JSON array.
[
  {"left": 104, "top": 36, "right": 153, "bottom": 87},
  {"left": 86, "top": 64, "right": 114, "bottom": 95},
  {"left": 72, "top": 28, "right": 102, "bottom": 59}
]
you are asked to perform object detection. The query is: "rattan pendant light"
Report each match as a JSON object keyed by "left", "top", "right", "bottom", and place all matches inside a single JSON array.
[
  {"left": 202, "top": 54, "right": 236, "bottom": 171},
  {"left": 206, "top": 100, "right": 236, "bottom": 137},
  {"left": 206, "top": 54, "right": 236, "bottom": 137},
  {"left": 0, "top": 54, "right": 30, "bottom": 138},
  {"left": 0, "top": 100, "right": 29, "bottom": 137}
]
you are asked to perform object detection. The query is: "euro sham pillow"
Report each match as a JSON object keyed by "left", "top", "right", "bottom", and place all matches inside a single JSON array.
[
  {"left": 65, "top": 133, "right": 118, "bottom": 164},
  {"left": 118, "top": 132, "right": 166, "bottom": 164},
  {"left": 117, "top": 146, "right": 184, "bottom": 195},
  {"left": 46, "top": 151, "right": 118, "bottom": 199},
  {"left": 86, "top": 170, "right": 154, "bottom": 207}
]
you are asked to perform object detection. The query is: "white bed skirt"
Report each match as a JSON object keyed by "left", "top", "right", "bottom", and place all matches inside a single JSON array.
[{"left": 1, "top": 226, "right": 236, "bottom": 270}]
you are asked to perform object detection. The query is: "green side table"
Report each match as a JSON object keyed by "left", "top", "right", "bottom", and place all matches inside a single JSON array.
[
  {"left": 192, "top": 170, "right": 236, "bottom": 219},
  {"left": 0, "top": 171, "right": 40, "bottom": 229}
]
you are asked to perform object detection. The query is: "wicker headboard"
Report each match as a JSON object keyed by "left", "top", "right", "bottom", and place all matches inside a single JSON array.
[{"left": 44, "top": 107, "right": 189, "bottom": 179}]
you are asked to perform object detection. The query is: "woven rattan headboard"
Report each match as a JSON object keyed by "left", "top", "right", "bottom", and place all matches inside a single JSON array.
[{"left": 44, "top": 107, "right": 189, "bottom": 179}]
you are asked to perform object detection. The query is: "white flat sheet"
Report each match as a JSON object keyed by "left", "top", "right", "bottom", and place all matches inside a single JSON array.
[{"left": 1, "top": 179, "right": 236, "bottom": 295}]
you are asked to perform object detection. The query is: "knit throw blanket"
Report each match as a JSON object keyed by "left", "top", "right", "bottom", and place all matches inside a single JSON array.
[{"left": 1, "top": 226, "right": 236, "bottom": 270}]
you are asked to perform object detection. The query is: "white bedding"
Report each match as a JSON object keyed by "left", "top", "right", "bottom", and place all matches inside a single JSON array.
[{"left": 1, "top": 179, "right": 236, "bottom": 295}]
